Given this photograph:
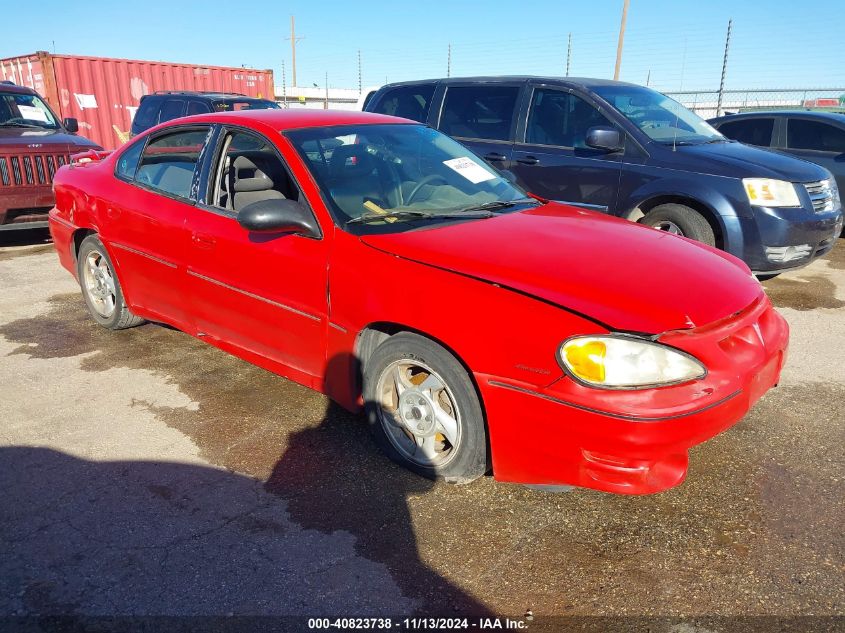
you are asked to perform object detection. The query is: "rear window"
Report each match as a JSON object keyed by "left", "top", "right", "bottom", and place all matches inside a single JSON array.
[
  {"left": 213, "top": 100, "right": 280, "bottom": 112},
  {"left": 717, "top": 118, "right": 774, "bottom": 147},
  {"left": 369, "top": 85, "right": 435, "bottom": 122},
  {"left": 135, "top": 127, "right": 211, "bottom": 199},
  {"left": 158, "top": 99, "right": 186, "bottom": 123},
  {"left": 787, "top": 119, "right": 845, "bottom": 153},
  {"left": 132, "top": 97, "right": 162, "bottom": 132},
  {"left": 439, "top": 85, "right": 519, "bottom": 142}
]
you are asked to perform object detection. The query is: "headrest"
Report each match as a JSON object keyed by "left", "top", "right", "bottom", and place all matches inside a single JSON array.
[
  {"left": 233, "top": 155, "right": 274, "bottom": 192},
  {"left": 328, "top": 144, "right": 375, "bottom": 179}
]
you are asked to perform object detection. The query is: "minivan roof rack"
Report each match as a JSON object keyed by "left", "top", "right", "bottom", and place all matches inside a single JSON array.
[{"left": 152, "top": 90, "right": 249, "bottom": 97}]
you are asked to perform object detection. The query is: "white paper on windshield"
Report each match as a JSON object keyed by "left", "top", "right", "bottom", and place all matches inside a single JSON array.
[
  {"left": 443, "top": 157, "right": 496, "bottom": 184},
  {"left": 17, "top": 105, "right": 49, "bottom": 122}
]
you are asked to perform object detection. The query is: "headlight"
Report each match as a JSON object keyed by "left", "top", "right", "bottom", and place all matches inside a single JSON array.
[
  {"left": 559, "top": 336, "right": 706, "bottom": 389},
  {"left": 742, "top": 178, "right": 800, "bottom": 207}
]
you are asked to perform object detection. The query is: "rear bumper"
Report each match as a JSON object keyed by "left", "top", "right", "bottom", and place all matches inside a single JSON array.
[
  {"left": 47, "top": 208, "right": 78, "bottom": 276},
  {"left": 478, "top": 296, "right": 789, "bottom": 494}
]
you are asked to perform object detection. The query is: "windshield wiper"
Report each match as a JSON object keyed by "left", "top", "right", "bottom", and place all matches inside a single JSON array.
[
  {"left": 0, "top": 122, "right": 43, "bottom": 129},
  {"left": 459, "top": 198, "right": 539, "bottom": 213},
  {"left": 345, "top": 209, "right": 495, "bottom": 226}
]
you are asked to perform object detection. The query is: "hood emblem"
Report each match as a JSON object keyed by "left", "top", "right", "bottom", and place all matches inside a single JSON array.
[{"left": 27, "top": 143, "right": 44, "bottom": 149}]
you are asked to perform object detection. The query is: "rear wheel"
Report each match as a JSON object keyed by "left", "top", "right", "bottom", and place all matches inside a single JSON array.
[
  {"left": 363, "top": 332, "right": 488, "bottom": 484},
  {"left": 77, "top": 235, "right": 145, "bottom": 330},
  {"left": 641, "top": 203, "right": 716, "bottom": 246}
]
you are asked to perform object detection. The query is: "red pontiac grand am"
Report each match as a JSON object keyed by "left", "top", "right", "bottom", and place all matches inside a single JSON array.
[{"left": 49, "top": 109, "right": 789, "bottom": 494}]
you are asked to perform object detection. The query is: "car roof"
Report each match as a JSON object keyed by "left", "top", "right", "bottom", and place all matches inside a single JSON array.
[
  {"left": 376, "top": 76, "right": 645, "bottom": 90},
  {"left": 143, "top": 92, "right": 271, "bottom": 101},
  {"left": 0, "top": 82, "right": 37, "bottom": 96},
  {"left": 154, "top": 108, "right": 413, "bottom": 132},
  {"left": 710, "top": 110, "right": 845, "bottom": 123}
]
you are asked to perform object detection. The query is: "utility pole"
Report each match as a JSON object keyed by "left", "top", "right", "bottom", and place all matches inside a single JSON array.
[
  {"left": 281, "top": 59, "right": 287, "bottom": 108},
  {"left": 324, "top": 71, "right": 329, "bottom": 110},
  {"left": 645, "top": 69, "right": 651, "bottom": 86},
  {"left": 447, "top": 43, "right": 451, "bottom": 78},
  {"left": 566, "top": 33, "right": 572, "bottom": 77},
  {"left": 716, "top": 18, "right": 733, "bottom": 117},
  {"left": 613, "top": 0, "right": 629, "bottom": 80},
  {"left": 286, "top": 16, "right": 304, "bottom": 87},
  {"left": 357, "top": 50, "right": 362, "bottom": 94}
]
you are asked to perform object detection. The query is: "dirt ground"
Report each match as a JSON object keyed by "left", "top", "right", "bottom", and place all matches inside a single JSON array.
[{"left": 1, "top": 228, "right": 843, "bottom": 629}]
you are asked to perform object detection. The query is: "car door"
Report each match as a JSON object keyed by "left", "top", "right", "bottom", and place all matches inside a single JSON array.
[
  {"left": 714, "top": 117, "right": 776, "bottom": 148},
  {"left": 510, "top": 86, "right": 622, "bottom": 211},
  {"left": 106, "top": 126, "right": 213, "bottom": 327},
  {"left": 434, "top": 82, "right": 522, "bottom": 172},
  {"left": 784, "top": 117, "right": 845, "bottom": 193},
  {"left": 183, "top": 125, "right": 329, "bottom": 378}
]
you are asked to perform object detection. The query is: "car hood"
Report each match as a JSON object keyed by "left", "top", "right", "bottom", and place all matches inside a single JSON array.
[
  {"left": 361, "top": 203, "right": 763, "bottom": 334},
  {"left": 674, "top": 140, "right": 827, "bottom": 181},
  {"left": 0, "top": 127, "right": 100, "bottom": 151}
]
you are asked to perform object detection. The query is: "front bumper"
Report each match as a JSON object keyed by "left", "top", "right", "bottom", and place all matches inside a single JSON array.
[
  {"left": 0, "top": 185, "right": 55, "bottom": 230},
  {"left": 478, "top": 295, "right": 788, "bottom": 494}
]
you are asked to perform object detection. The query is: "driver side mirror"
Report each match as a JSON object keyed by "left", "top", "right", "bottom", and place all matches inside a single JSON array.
[
  {"left": 586, "top": 126, "right": 623, "bottom": 152},
  {"left": 237, "top": 199, "right": 320, "bottom": 238},
  {"left": 63, "top": 118, "right": 79, "bottom": 133}
]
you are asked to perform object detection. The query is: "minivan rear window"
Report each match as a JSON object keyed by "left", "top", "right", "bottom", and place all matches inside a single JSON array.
[{"left": 439, "top": 85, "right": 519, "bottom": 142}]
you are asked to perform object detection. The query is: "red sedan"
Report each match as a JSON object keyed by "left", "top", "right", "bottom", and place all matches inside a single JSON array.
[{"left": 49, "top": 109, "right": 788, "bottom": 494}]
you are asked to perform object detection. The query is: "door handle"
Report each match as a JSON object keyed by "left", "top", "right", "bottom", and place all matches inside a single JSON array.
[
  {"left": 484, "top": 152, "right": 507, "bottom": 162},
  {"left": 192, "top": 233, "right": 216, "bottom": 249},
  {"left": 516, "top": 156, "right": 540, "bottom": 166}
]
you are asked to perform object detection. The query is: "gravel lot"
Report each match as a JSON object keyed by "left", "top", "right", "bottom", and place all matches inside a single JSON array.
[{"left": 1, "top": 229, "right": 843, "bottom": 628}]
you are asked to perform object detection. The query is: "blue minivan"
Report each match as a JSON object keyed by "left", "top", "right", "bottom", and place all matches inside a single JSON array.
[{"left": 365, "top": 77, "right": 843, "bottom": 276}]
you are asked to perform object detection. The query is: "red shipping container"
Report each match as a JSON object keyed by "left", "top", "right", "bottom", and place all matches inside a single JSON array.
[{"left": 0, "top": 52, "right": 275, "bottom": 149}]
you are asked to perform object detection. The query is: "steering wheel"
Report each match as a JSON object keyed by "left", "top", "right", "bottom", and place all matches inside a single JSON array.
[{"left": 405, "top": 174, "right": 448, "bottom": 205}]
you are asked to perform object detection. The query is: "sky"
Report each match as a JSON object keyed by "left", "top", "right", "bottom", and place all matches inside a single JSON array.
[{"left": 3, "top": 0, "right": 845, "bottom": 94}]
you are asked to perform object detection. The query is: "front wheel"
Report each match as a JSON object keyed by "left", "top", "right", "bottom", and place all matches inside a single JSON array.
[
  {"left": 77, "top": 235, "right": 145, "bottom": 330},
  {"left": 363, "top": 332, "right": 488, "bottom": 484},
  {"left": 641, "top": 203, "right": 716, "bottom": 247}
]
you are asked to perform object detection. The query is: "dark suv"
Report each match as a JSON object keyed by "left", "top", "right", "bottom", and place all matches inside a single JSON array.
[
  {"left": 366, "top": 77, "right": 843, "bottom": 275},
  {"left": 0, "top": 81, "right": 100, "bottom": 231},
  {"left": 130, "top": 91, "right": 280, "bottom": 137}
]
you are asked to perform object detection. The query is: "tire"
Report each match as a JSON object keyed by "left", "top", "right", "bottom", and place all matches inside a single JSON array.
[
  {"left": 756, "top": 273, "right": 780, "bottom": 281},
  {"left": 77, "top": 235, "right": 145, "bottom": 330},
  {"left": 363, "top": 332, "right": 488, "bottom": 484},
  {"left": 641, "top": 203, "right": 716, "bottom": 246}
]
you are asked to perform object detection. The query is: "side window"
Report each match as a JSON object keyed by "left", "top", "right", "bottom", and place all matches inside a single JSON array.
[
  {"left": 135, "top": 127, "right": 210, "bottom": 199},
  {"left": 788, "top": 119, "right": 845, "bottom": 153},
  {"left": 210, "top": 130, "right": 301, "bottom": 213},
  {"left": 115, "top": 137, "right": 145, "bottom": 180},
  {"left": 132, "top": 97, "right": 161, "bottom": 132},
  {"left": 439, "top": 85, "right": 519, "bottom": 142},
  {"left": 370, "top": 85, "right": 435, "bottom": 122},
  {"left": 158, "top": 99, "right": 186, "bottom": 124},
  {"left": 526, "top": 89, "right": 611, "bottom": 148},
  {"left": 187, "top": 100, "right": 212, "bottom": 116},
  {"left": 717, "top": 118, "right": 774, "bottom": 146}
]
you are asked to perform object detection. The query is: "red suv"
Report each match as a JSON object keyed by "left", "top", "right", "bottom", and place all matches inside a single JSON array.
[{"left": 0, "top": 81, "right": 100, "bottom": 231}]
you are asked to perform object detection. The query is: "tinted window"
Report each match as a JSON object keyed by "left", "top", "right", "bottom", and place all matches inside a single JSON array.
[
  {"left": 716, "top": 118, "right": 774, "bottom": 146},
  {"left": 132, "top": 97, "right": 162, "bottom": 132},
  {"left": 439, "top": 85, "right": 519, "bottom": 141},
  {"left": 158, "top": 99, "right": 186, "bottom": 123},
  {"left": 213, "top": 100, "right": 280, "bottom": 112},
  {"left": 187, "top": 100, "right": 212, "bottom": 116},
  {"left": 526, "top": 89, "right": 612, "bottom": 148},
  {"left": 370, "top": 85, "right": 435, "bottom": 123},
  {"left": 115, "top": 138, "right": 145, "bottom": 180},
  {"left": 210, "top": 130, "right": 301, "bottom": 213},
  {"left": 136, "top": 128, "right": 210, "bottom": 199},
  {"left": 787, "top": 119, "right": 845, "bottom": 153}
]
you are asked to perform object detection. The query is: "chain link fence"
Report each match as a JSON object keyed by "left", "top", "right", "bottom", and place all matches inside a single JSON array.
[{"left": 664, "top": 88, "right": 845, "bottom": 119}]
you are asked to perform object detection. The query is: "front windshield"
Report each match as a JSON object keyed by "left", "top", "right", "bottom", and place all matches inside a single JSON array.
[
  {"left": 593, "top": 85, "right": 725, "bottom": 145},
  {"left": 285, "top": 124, "right": 531, "bottom": 229},
  {"left": 0, "top": 92, "right": 60, "bottom": 129}
]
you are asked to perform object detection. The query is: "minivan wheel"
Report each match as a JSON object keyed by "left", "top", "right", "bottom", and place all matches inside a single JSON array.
[
  {"left": 77, "top": 235, "right": 145, "bottom": 330},
  {"left": 363, "top": 332, "right": 488, "bottom": 484},
  {"left": 641, "top": 203, "right": 716, "bottom": 247}
]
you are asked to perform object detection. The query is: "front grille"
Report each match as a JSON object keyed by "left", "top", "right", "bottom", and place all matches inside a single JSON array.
[
  {"left": 0, "top": 153, "right": 71, "bottom": 187},
  {"left": 803, "top": 179, "right": 836, "bottom": 213}
]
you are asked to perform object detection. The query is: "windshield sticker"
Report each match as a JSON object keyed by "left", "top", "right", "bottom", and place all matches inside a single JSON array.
[
  {"left": 17, "top": 105, "right": 49, "bottom": 122},
  {"left": 443, "top": 157, "right": 497, "bottom": 184}
]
